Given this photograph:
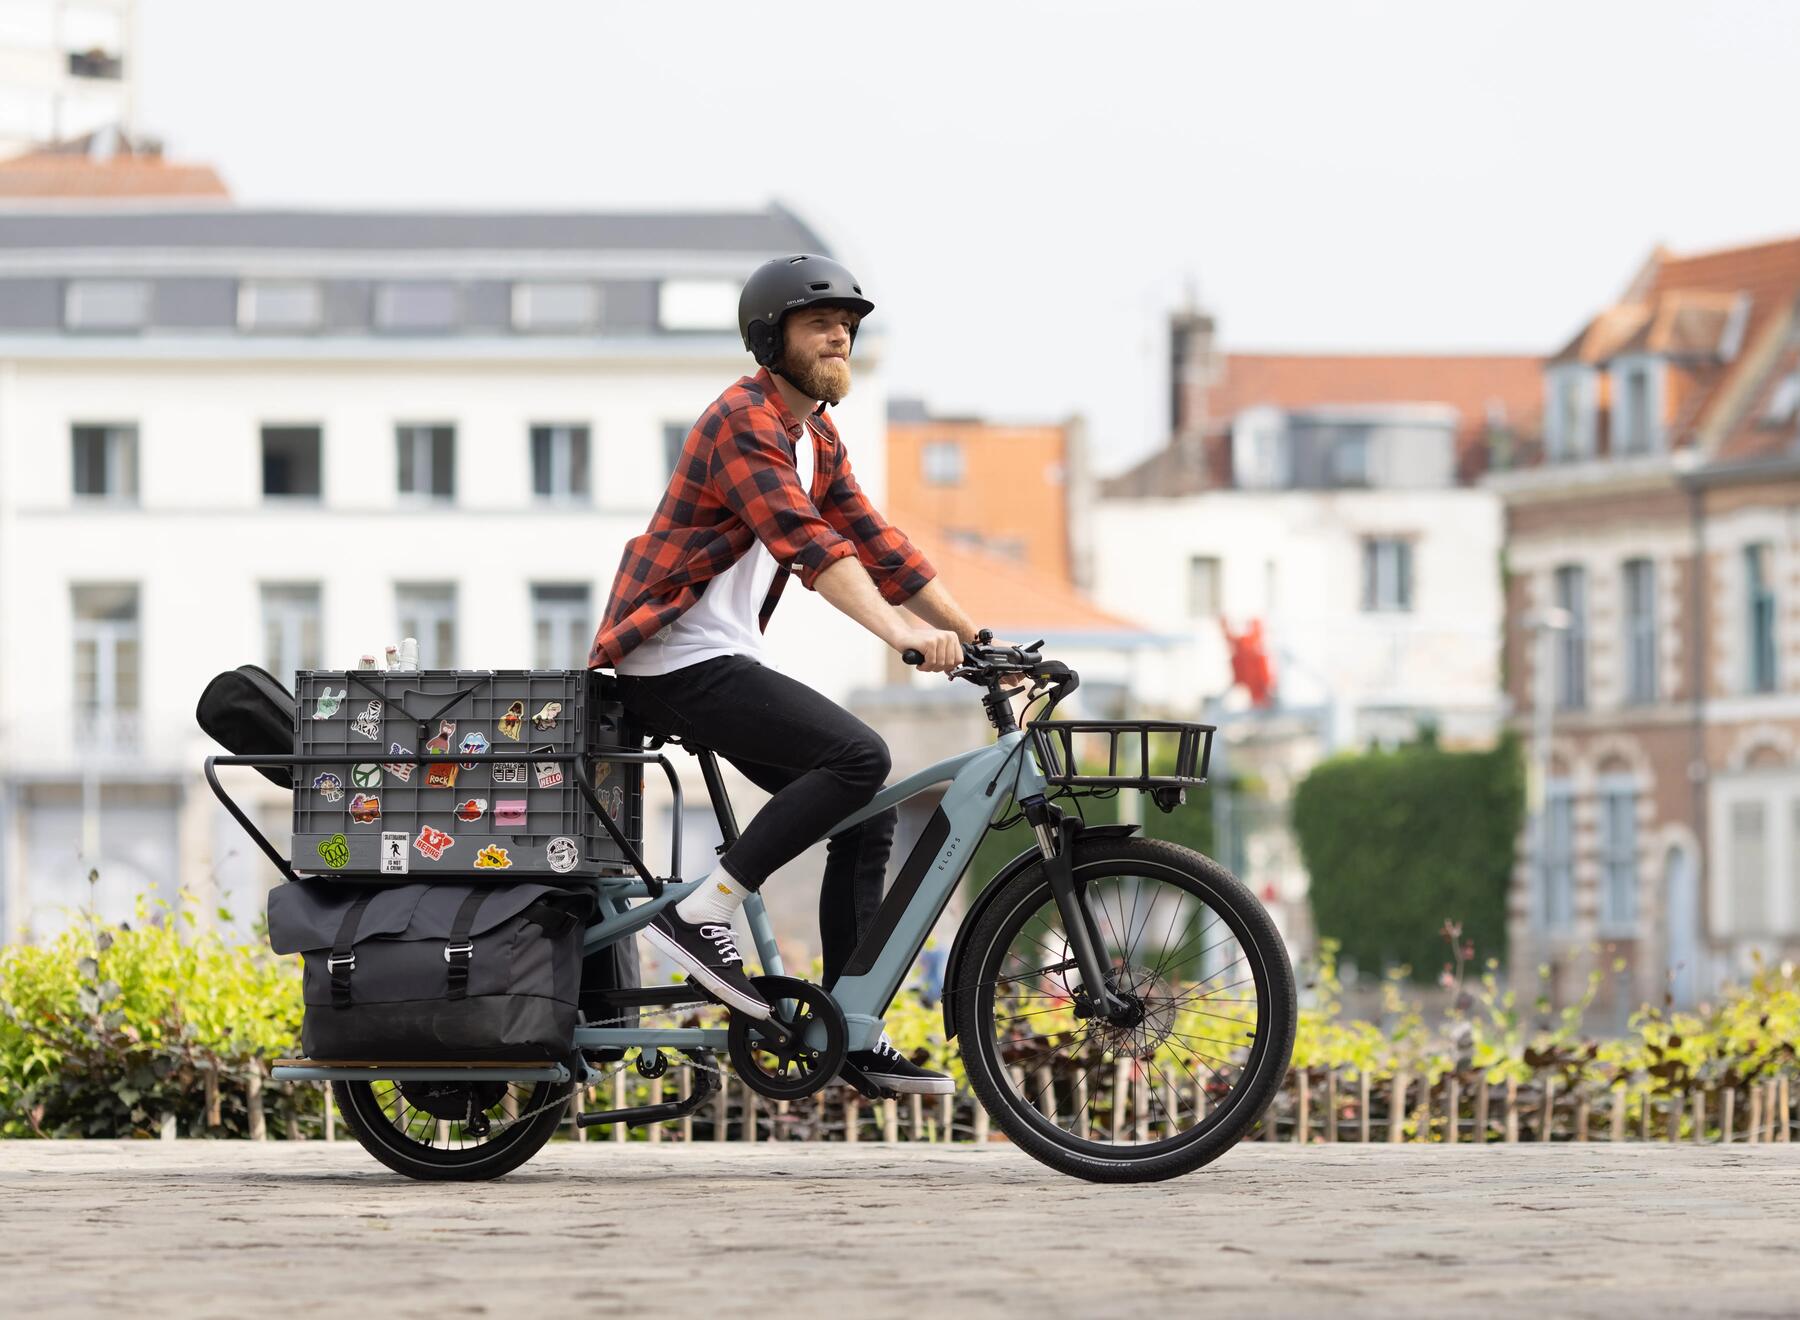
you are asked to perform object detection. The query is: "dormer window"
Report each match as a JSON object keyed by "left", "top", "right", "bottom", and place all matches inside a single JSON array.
[
  {"left": 1762, "top": 372, "right": 1800, "bottom": 428},
  {"left": 1611, "top": 356, "right": 1663, "bottom": 456},
  {"left": 1544, "top": 366, "right": 1596, "bottom": 462}
]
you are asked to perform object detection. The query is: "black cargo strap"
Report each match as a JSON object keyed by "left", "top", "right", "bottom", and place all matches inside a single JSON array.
[
  {"left": 327, "top": 892, "right": 375, "bottom": 1009},
  {"left": 445, "top": 888, "right": 493, "bottom": 1001}
]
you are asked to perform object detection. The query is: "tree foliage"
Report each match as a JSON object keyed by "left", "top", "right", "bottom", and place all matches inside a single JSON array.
[{"left": 1294, "top": 733, "right": 1524, "bottom": 982}]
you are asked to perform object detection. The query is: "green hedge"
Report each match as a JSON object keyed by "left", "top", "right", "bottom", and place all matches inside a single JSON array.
[{"left": 1294, "top": 734, "right": 1524, "bottom": 981}]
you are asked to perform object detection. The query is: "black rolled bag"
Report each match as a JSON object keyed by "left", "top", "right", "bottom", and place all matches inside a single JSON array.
[{"left": 267, "top": 879, "right": 594, "bottom": 1061}]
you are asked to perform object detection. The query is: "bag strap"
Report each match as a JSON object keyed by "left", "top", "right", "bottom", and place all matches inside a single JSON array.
[
  {"left": 327, "top": 892, "right": 376, "bottom": 1009},
  {"left": 445, "top": 887, "right": 493, "bottom": 1001}
]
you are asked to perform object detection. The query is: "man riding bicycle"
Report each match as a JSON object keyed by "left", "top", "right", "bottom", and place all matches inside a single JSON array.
[{"left": 589, "top": 254, "right": 978, "bottom": 1096}]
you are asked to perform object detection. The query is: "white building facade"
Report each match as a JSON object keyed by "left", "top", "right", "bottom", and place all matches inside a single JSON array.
[
  {"left": 0, "top": 204, "right": 892, "bottom": 942},
  {"left": 0, "top": 0, "right": 134, "bottom": 157}
]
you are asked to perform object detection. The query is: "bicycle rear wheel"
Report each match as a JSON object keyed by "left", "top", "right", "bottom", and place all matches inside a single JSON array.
[
  {"left": 333, "top": 1077, "right": 571, "bottom": 1181},
  {"left": 953, "top": 836, "right": 1294, "bottom": 1182}
]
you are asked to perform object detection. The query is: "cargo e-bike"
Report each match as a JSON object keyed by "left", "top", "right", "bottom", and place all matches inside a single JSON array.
[{"left": 211, "top": 637, "right": 1295, "bottom": 1183}]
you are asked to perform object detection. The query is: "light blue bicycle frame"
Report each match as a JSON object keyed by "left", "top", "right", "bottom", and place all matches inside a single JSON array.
[{"left": 572, "top": 728, "right": 1046, "bottom": 1061}]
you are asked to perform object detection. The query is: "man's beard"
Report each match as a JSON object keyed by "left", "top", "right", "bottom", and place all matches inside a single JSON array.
[{"left": 780, "top": 344, "right": 852, "bottom": 404}]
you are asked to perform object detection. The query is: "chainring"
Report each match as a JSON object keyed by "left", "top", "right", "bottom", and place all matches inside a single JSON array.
[{"left": 727, "top": 974, "right": 848, "bottom": 1101}]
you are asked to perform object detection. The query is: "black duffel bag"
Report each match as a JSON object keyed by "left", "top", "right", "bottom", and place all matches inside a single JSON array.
[
  {"left": 267, "top": 880, "right": 593, "bottom": 1061},
  {"left": 195, "top": 663, "right": 298, "bottom": 789}
]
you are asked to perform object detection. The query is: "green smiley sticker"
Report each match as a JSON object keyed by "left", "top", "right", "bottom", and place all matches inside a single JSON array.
[{"left": 316, "top": 833, "right": 350, "bottom": 868}]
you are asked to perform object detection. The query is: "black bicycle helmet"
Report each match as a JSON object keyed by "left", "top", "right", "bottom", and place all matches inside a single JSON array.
[{"left": 738, "top": 254, "right": 875, "bottom": 368}]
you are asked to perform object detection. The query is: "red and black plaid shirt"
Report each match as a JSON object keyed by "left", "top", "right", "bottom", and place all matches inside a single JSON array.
[{"left": 589, "top": 367, "right": 935, "bottom": 669}]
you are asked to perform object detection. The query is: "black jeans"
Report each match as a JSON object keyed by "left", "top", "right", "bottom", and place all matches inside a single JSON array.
[{"left": 614, "top": 654, "right": 897, "bottom": 986}]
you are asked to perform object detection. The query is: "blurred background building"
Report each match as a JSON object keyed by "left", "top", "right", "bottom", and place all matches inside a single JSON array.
[{"left": 0, "top": 0, "right": 136, "bottom": 159}]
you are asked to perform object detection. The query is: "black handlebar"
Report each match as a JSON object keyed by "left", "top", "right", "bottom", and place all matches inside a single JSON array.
[{"left": 902, "top": 648, "right": 925, "bottom": 666}]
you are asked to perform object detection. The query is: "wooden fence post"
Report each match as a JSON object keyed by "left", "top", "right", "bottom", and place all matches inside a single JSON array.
[
  {"left": 940, "top": 1093, "right": 956, "bottom": 1143},
  {"left": 1748, "top": 1084, "right": 1762, "bottom": 1145},
  {"left": 1389, "top": 1073, "right": 1408, "bottom": 1143},
  {"left": 844, "top": 1090, "right": 860, "bottom": 1143},
  {"left": 1692, "top": 1090, "right": 1706, "bottom": 1144},
  {"left": 1073, "top": 1071, "right": 1091, "bottom": 1141},
  {"left": 1723, "top": 1087, "right": 1736, "bottom": 1144},
  {"left": 1359, "top": 1071, "right": 1372, "bottom": 1142},
  {"left": 1325, "top": 1070, "right": 1339, "bottom": 1144},
  {"left": 323, "top": 1082, "right": 336, "bottom": 1141},
  {"left": 1667, "top": 1091, "right": 1684, "bottom": 1143},
  {"left": 205, "top": 1065, "right": 221, "bottom": 1130},
  {"left": 909, "top": 1093, "right": 925, "bottom": 1141},
  {"left": 570, "top": 1086, "right": 586, "bottom": 1142},
  {"left": 745, "top": 1088, "right": 759, "bottom": 1143},
  {"left": 713, "top": 1076, "right": 729, "bottom": 1142},
  {"left": 1473, "top": 1075, "right": 1489, "bottom": 1144},
  {"left": 1296, "top": 1070, "right": 1311, "bottom": 1146},
  {"left": 1575, "top": 1090, "right": 1590, "bottom": 1142},
  {"left": 1541, "top": 1076, "right": 1555, "bottom": 1142},
  {"left": 1780, "top": 1077, "right": 1792, "bottom": 1143},
  {"left": 1445, "top": 1074, "right": 1460, "bottom": 1145},
  {"left": 246, "top": 1067, "right": 266, "bottom": 1141},
  {"left": 613, "top": 1072, "right": 628, "bottom": 1143},
  {"left": 648, "top": 1076, "right": 665, "bottom": 1143},
  {"left": 1504, "top": 1076, "right": 1518, "bottom": 1143},
  {"left": 678, "top": 1067, "right": 693, "bottom": 1143},
  {"left": 973, "top": 1096, "right": 990, "bottom": 1144},
  {"left": 882, "top": 1097, "right": 899, "bottom": 1143},
  {"left": 1610, "top": 1086, "right": 1626, "bottom": 1142}
]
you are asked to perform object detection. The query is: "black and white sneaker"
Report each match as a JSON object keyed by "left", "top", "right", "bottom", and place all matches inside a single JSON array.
[
  {"left": 845, "top": 1032, "right": 954, "bottom": 1097},
  {"left": 642, "top": 911, "right": 771, "bottom": 1019}
]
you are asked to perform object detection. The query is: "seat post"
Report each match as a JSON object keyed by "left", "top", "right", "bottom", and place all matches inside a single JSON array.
[{"left": 693, "top": 747, "right": 741, "bottom": 849}]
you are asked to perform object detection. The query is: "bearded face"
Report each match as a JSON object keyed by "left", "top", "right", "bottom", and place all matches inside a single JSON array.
[{"left": 777, "top": 305, "right": 857, "bottom": 403}]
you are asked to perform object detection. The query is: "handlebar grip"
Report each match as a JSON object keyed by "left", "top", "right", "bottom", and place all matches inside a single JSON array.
[{"left": 901, "top": 649, "right": 925, "bottom": 666}]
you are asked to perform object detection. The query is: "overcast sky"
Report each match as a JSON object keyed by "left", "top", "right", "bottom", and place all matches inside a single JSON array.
[{"left": 140, "top": 0, "right": 1800, "bottom": 473}]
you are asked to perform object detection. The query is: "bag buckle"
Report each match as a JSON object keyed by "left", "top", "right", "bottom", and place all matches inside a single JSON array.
[
  {"left": 444, "top": 941, "right": 474, "bottom": 964},
  {"left": 326, "top": 952, "right": 355, "bottom": 973}
]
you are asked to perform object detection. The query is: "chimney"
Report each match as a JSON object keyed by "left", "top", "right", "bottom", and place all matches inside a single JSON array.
[{"left": 1169, "top": 302, "right": 1218, "bottom": 474}]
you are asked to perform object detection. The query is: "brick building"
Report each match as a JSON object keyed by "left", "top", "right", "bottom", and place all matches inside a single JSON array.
[{"left": 1491, "top": 234, "right": 1800, "bottom": 1015}]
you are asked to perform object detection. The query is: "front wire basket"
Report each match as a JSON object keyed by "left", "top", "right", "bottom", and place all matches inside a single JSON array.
[{"left": 1026, "top": 719, "right": 1215, "bottom": 792}]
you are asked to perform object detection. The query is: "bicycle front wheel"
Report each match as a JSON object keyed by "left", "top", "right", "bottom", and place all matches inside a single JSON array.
[{"left": 953, "top": 836, "right": 1295, "bottom": 1182}]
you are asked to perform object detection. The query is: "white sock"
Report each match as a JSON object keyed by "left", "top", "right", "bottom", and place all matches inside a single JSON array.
[{"left": 675, "top": 866, "right": 751, "bottom": 927}]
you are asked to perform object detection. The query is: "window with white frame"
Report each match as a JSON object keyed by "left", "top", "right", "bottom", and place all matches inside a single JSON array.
[
  {"left": 1746, "top": 544, "right": 1778, "bottom": 694},
  {"left": 1545, "top": 367, "right": 1594, "bottom": 462},
  {"left": 531, "top": 584, "right": 592, "bottom": 669},
  {"left": 1541, "top": 781, "right": 1575, "bottom": 934},
  {"left": 1362, "top": 537, "right": 1413, "bottom": 612},
  {"left": 1330, "top": 433, "right": 1370, "bottom": 487},
  {"left": 656, "top": 280, "right": 738, "bottom": 332},
  {"left": 72, "top": 424, "right": 137, "bottom": 500},
  {"left": 921, "top": 440, "right": 965, "bottom": 486},
  {"left": 1232, "top": 411, "right": 1290, "bottom": 489},
  {"left": 239, "top": 281, "right": 323, "bottom": 332},
  {"left": 1763, "top": 372, "right": 1800, "bottom": 428},
  {"left": 530, "top": 424, "right": 591, "bottom": 501},
  {"left": 65, "top": 279, "right": 149, "bottom": 331},
  {"left": 261, "top": 584, "right": 322, "bottom": 684},
  {"left": 1554, "top": 564, "right": 1588, "bottom": 709},
  {"left": 1598, "top": 779, "right": 1639, "bottom": 934},
  {"left": 261, "top": 425, "right": 323, "bottom": 499},
  {"left": 73, "top": 583, "right": 139, "bottom": 748},
  {"left": 1622, "top": 558, "right": 1657, "bottom": 704},
  {"left": 397, "top": 424, "right": 455, "bottom": 501},
  {"left": 1728, "top": 798, "right": 1769, "bottom": 935},
  {"left": 396, "top": 583, "right": 457, "bottom": 669},
  {"left": 663, "top": 422, "right": 690, "bottom": 476},
  {"left": 512, "top": 282, "right": 600, "bottom": 332},
  {"left": 1612, "top": 358, "right": 1662, "bottom": 456},
  {"left": 375, "top": 282, "right": 457, "bottom": 333},
  {"left": 1188, "top": 555, "right": 1222, "bottom": 617}
]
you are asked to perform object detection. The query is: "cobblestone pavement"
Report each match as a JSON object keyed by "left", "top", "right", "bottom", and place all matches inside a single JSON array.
[{"left": 4, "top": 1141, "right": 1799, "bottom": 1318}]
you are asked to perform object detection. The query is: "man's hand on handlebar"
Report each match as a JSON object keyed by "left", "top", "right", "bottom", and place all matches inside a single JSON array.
[{"left": 896, "top": 628, "right": 964, "bottom": 674}]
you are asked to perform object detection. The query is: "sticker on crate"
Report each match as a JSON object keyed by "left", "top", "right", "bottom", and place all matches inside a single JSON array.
[
  {"left": 351, "top": 763, "right": 382, "bottom": 788},
  {"left": 593, "top": 761, "right": 612, "bottom": 785},
  {"left": 455, "top": 798, "right": 487, "bottom": 822},
  {"left": 473, "top": 844, "right": 512, "bottom": 870},
  {"left": 532, "top": 745, "right": 563, "bottom": 788},
  {"left": 425, "top": 719, "right": 455, "bottom": 755},
  {"left": 493, "top": 761, "right": 527, "bottom": 784},
  {"left": 312, "top": 688, "right": 346, "bottom": 720},
  {"left": 458, "top": 731, "right": 489, "bottom": 769},
  {"left": 383, "top": 743, "right": 415, "bottom": 783},
  {"left": 495, "top": 798, "right": 526, "bottom": 828},
  {"left": 311, "top": 771, "right": 344, "bottom": 803},
  {"left": 532, "top": 701, "right": 562, "bottom": 731},
  {"left": 497, "top": 700, "right": 525, "bottom": 740},
  {"left": 348, "top": 793, "right": 380, "bottom": 825},
  {"left": 379, "top": 831, "right": 409, "bottom": 875},
  {"left": 425, "top": 762, "right": 459, "bottom": 789},
  {"left": 545, "top": 836, "right": 579, "bottom": 873},
  {"left": 315, "top": 833, "right": 349, "bottom": 868},
  {"left": 351, "top": 700, "right": 383, "bottom": 740},
  {"left": 413, "top": 825, "right": 454, "bottom": 861}
]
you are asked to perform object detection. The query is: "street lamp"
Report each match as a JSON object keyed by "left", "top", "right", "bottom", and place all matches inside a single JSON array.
[{"left": 1524, "top": 607, "right": 1572, "bottom": 934}]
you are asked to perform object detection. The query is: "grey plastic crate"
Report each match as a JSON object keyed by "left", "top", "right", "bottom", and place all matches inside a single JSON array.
[{"left": 291, "top": 669, "right": 642, "bottom": 881}]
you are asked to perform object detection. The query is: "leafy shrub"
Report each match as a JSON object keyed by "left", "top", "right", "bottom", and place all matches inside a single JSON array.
[
  {"left": 1294, "top": 733, "right": 1523, "bottom": 981},
  {"left": 0, "top": 878, "right": 309, "bottom": 1138}
]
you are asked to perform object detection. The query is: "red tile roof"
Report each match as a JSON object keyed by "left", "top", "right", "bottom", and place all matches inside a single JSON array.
[
  {"left": 0, "top": 152, "right": 230, "bottom": 200},
  {"left": 908, "top": 524, "right": 1149, "bottom": 637},
  {"left": 1105, "top": 352, "right": 1543, "bottom": 494}
]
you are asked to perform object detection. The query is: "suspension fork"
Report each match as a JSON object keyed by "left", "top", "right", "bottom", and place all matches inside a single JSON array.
[{"left": 1021, "top": 796, "right": 1129, "bottom": 1023}]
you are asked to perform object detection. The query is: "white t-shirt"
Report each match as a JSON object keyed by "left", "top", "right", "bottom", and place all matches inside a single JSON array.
[{"left": 616, "top": 410, "right": 821, "bottom": 677}]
